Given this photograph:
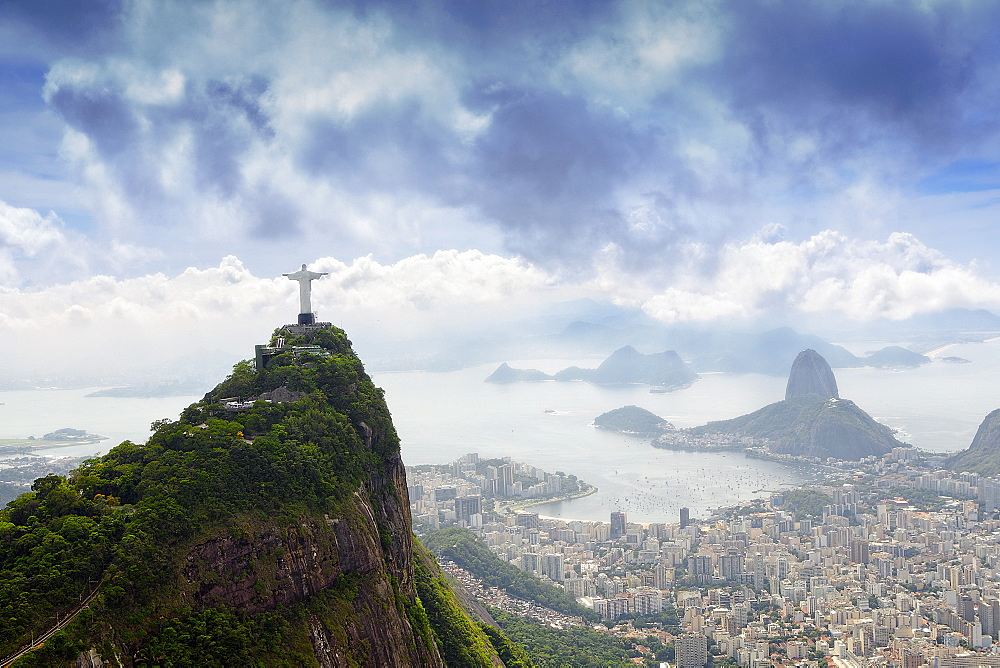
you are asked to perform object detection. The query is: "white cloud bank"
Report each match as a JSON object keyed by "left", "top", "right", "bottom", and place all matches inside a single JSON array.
[
  {"left": 1, "top": 201, "right": 999, "bottom": 379},
  {"left": 0, "top": 249, "right": 560, "bottom": 377},
  {"left": 638, "top": 229, "right": 1000, "bottom": 322}
]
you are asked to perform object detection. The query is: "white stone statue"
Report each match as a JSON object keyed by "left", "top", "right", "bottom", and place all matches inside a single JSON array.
[{"left": 283, "top": 263, "right": 328, "bottom": 315}]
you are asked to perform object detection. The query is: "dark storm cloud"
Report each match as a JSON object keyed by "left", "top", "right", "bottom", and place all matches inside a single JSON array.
[
  {"left": 193, "top": 76, "right": 274, "bottom": 198},
  {"left": 48, "top": 83, "right": 138, "bottom": 157},
  {"left": 0, "top": 0, "right": 124, "bottom": 56},
  {"left": 720, "top": 1, "right": 998, "bottom": 151},
  {"left": 343, "top": 0, "right": 611, "bottom": 52},
  {"left": 48, "top": 71, "right": 275, "bottom": 216},
  {"left": 465, "top": 87, "right": 655, "bottom": 261},
  {"left": 298, "top": 101, "right": 454, "bottom": 193},
  {"left": 250, "top": 185, "right": 300, "bottom": 239},
  {"left": 205, "top": 76, "right": 272, "bottom": 136},
  {"left": 296, "top": 81, "right": 672, "bottom": 266},
  {"left": 28, "top": 0, "right": 1000, "bottom": 276}
]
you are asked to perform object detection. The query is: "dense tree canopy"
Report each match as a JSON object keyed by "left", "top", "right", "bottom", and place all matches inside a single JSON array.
[{"left": 422, "top": 527, "right": 597, "bottom": 621}]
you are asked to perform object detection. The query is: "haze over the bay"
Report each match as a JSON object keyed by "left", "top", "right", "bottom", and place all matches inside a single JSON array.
[{"left": 3, "top": 1, "right": 1000, "bottom": 380}]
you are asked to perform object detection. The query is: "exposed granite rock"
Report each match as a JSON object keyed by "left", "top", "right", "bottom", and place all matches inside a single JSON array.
[
  {"left": 174, "top": 454, "right": 440, "bottom": 666},
  {"left": 785, "top": 349, "right": 839, "bottom": 400},
  {"left": 971, "top": 408, "right": 1000, "bottom": 452},
  {"left": 256, "top": 386, "right": 308, "bottom": 403}
]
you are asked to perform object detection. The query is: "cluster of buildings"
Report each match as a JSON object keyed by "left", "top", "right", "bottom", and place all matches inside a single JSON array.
[
  {"left": 406, "top": 453, "right": 584, "bottom": 530},
  {"left": 409, "top": 448, "right": 1000, "bottom": 668}
]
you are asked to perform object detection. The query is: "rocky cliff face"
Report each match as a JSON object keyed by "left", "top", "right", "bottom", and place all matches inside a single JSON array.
[
  {"left": 785, "top": 349, "right": 840, "bottom": 400},
  {"left": 175, "top": 458, "right": 433, "bottom": 665},
  {"left": 945, "top": 409, "right": 1000, "bottom": 475}
]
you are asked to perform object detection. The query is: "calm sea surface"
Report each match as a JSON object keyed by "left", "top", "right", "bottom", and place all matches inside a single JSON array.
[{"left": 1, "top": 338, "right": 998, "bottom": 523}]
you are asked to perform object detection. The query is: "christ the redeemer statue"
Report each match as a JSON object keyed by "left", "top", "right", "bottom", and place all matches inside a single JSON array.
[{"left": 283, "top": 263, "right": 328, "bottom": 324}]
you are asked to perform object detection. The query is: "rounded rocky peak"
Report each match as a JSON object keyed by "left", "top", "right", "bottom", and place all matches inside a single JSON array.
[{"left": 785, "top": 348, "right": 840, "bottom": 400}]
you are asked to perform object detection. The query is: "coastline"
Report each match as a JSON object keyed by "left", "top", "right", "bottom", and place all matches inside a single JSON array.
[
  {"left": 0, "top": 437, "right": 108, "bottom": 453},
  {"left": 506, "top": 484, "right": 599, "bottom": 516}
]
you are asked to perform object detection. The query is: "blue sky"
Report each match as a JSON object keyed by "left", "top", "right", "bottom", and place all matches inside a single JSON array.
[{"left": 2, "top": 0, "right": 1000, "bottom": 374}]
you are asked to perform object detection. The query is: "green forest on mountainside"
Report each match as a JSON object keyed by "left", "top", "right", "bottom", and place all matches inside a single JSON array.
[
  {"left": 687, "top": 393, "right": 901, "bottom": 459},
  {"left": 490, "top": 609, "right": 671, "bottom": 667},
  {"left": 422, "top": 527, "right": 598, "bottom": 622},
  {"left": 593, "top": 405, "right": 673, "bottom": 435},
  {"left": 778, "top": 489, "right": 833, "bottom": 520},
  {"left": 0, "top": 326, "right": 515, "bottom": 666}
]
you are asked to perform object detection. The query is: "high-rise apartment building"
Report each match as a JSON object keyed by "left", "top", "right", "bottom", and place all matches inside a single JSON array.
[
  {"left": 455, "top": 495, "right": 481, "bottom": 523},
  {"left": 676, "top": 633, "right": 708, "bottom": 668},
  {"left": 611, "top": 511, "right": 627, "bottom": 539},
  {"left": 542, "top": 553, "right": 565, "bottom": 583}
]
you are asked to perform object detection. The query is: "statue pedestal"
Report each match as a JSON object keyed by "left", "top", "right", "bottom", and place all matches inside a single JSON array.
[{"left": 298, "top": 312, "right": 315, "bottom": 325}]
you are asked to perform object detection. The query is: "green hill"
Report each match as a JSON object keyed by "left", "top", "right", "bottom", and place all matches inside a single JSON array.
[
  {"left": 0, "top": 325, "right": 517, "bottom": 667},
  {"left": 422, "top": 527, "right": 595, "bottom": 622},
  {"left": 945, "top": 409, "right": 1000, "bottom": 475},
  {"left": 594, "top": 405, "right": 674, "bottom": 435},
  {"left": 689, "top": 394, "right": 902, "bottom": 460}
]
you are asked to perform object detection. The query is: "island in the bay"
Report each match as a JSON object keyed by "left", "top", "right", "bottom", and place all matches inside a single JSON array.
[{"left": 597, "top": 348, "right": 908, "bottom": 462}]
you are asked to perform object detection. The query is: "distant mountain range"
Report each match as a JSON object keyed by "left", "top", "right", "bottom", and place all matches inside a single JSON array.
[
  {"left": 488, "top": 326, "right": 934, "bottom": 396},
  {"left": 553, "top": 324, "right": 933, "bottom": 376},
  {"left": 360, "top": 301, "right": 997, "bottom": 374},
  {"left": 485, "top": 346, "right": 697, "bottom": 390}
]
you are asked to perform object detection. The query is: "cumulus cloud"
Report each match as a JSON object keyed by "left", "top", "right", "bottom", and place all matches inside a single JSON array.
[
  {"left": 313, "top": 249, "right": 552, "bottom": 311},
  {"left": 638, "top": 229, "right": 1000, "bottom": 322},
  {"left": 0, "top": 219, "right": 998, "bottom": 381},
  {"left": 0, "top": 199, "right": 87, "bottom": 285},
  {"left": 0, "top": 251, "right": 561, "bottom": 376}
]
